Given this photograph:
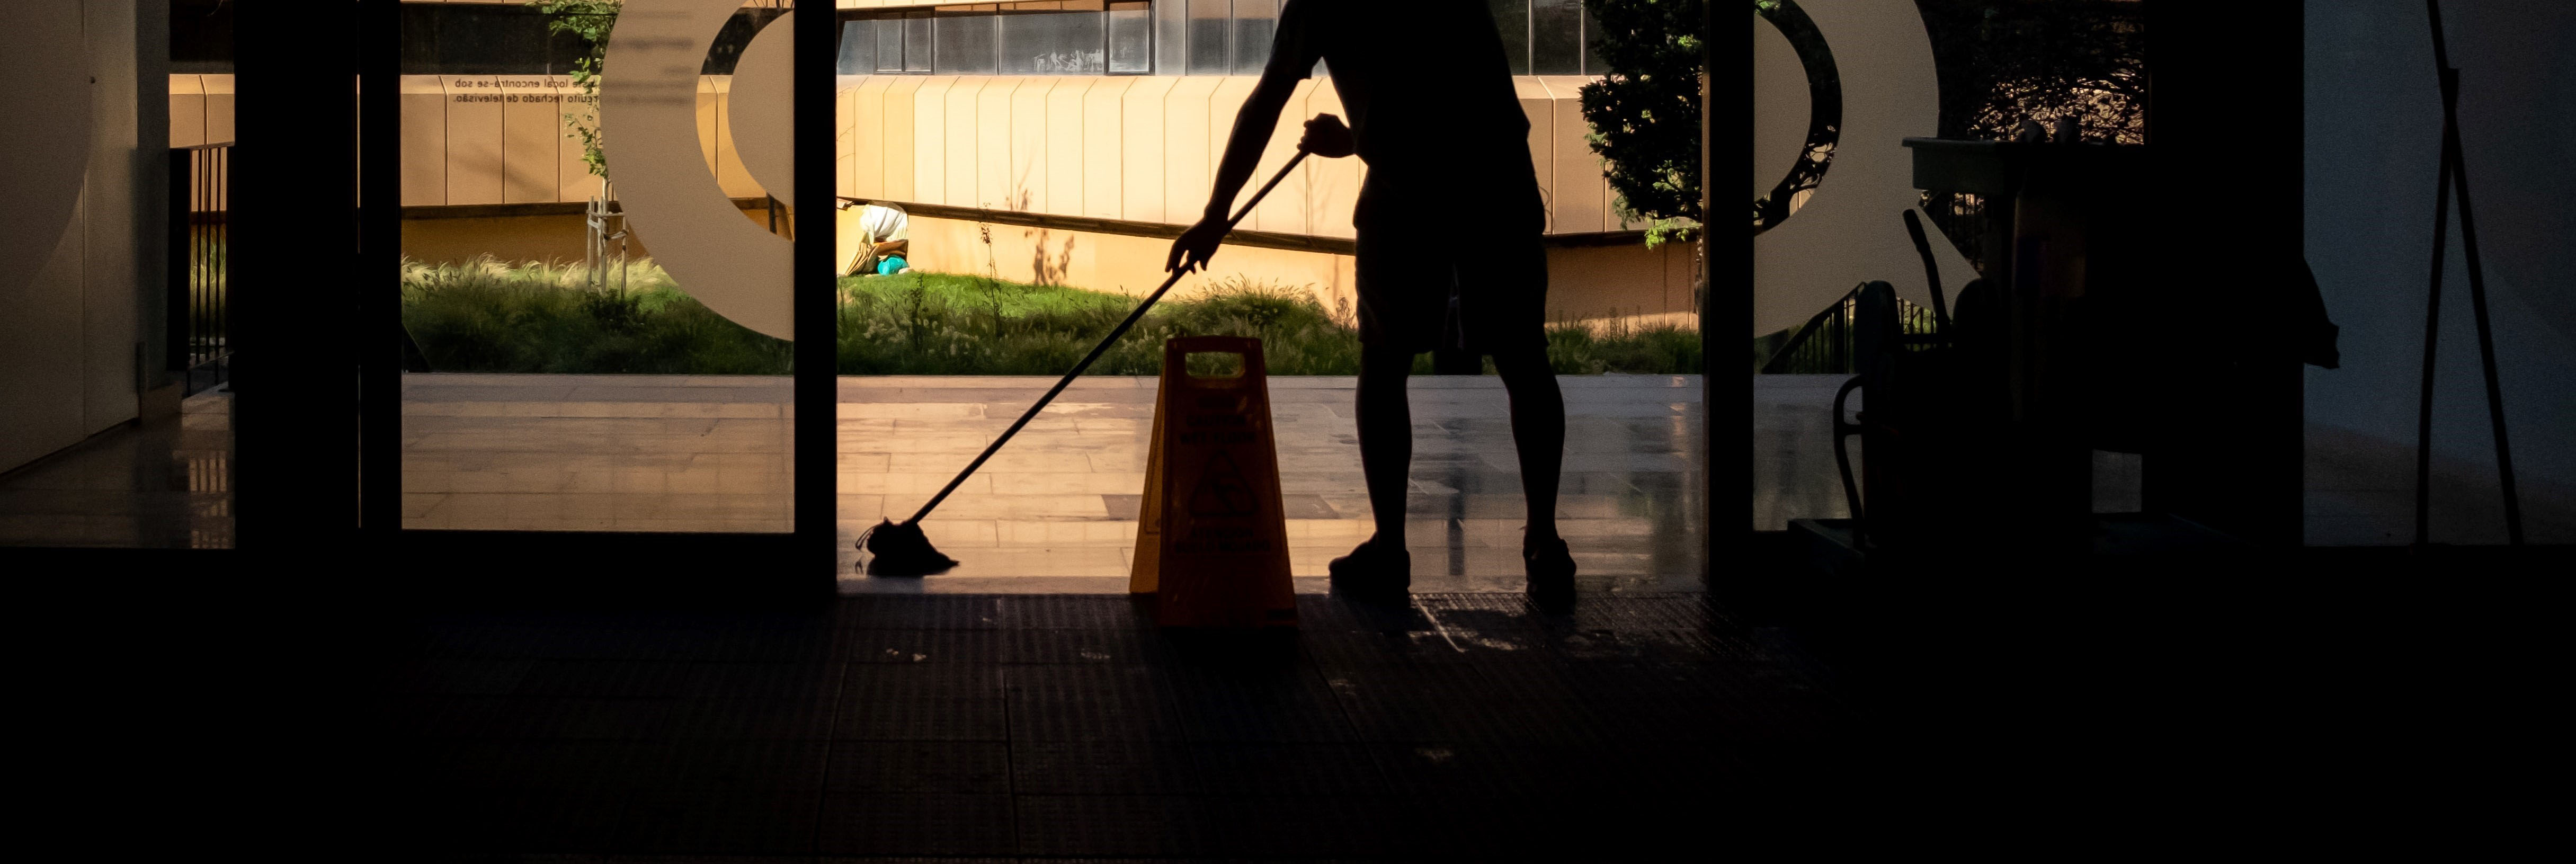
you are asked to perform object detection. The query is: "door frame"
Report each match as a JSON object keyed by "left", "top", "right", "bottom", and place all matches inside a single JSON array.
[{"left": 347, "top": 0, "right": 841, "bottom": 601}]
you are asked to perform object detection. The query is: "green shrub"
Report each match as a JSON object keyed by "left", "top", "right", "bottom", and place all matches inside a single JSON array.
[
  {"left": 399, "top": 259, "right": 1704, "bottom": 376},
  {"left": 402, "top": 257, "right": 794, "bottom": 375}
]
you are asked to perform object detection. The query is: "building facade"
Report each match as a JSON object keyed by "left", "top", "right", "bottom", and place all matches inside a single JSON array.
[{"left": 169, "top": 0, "right": 1697, "bottom": 332}]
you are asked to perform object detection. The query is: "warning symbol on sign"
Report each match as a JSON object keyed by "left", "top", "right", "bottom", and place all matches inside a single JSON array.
[
  {"left": 1128, "top": 336, "right": 1296, "bottom": 629},
  {"left": 1186, "top": 452, "right": 1259, "bottom": 517}
]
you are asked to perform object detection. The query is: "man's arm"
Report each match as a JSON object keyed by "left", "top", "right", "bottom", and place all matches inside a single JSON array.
[
  {"left": 1205, "top": 76, "right": 1301, "bottom": 224},
  {"left": 1166, "top": 72, "right": 1302, "bottom": 273}
]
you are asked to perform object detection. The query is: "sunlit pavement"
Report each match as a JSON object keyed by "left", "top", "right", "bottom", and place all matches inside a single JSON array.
[{"left": 391, "top": 373, "right": 1732, "bottom": 593}]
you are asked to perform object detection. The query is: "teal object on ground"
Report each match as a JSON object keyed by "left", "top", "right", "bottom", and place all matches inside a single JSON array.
[{"left": 877, "top": 255, "right": 907, "bottom": 275}]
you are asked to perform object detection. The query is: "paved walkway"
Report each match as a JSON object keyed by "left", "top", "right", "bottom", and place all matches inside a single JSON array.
[{"left": 400, "top": 374, "right": 1732, "bottom": 595}]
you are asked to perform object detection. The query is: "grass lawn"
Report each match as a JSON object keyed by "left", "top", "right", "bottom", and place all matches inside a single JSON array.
[{"left": 400, "top": 257, "right": 1704, "bottom": 377}]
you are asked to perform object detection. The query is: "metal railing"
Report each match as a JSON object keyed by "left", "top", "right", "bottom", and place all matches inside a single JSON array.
[
  {"left": 1757, "top": 284, "right": 1944, "bottom": 375},
  {"left": 168, "top": 142, "right": 232, "bottom": 394},
  {"left": 1919, "top": 190, "right": 1989, "bottom": 275}
]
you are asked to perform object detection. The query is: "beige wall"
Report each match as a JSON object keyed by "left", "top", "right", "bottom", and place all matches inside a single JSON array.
[
  {"left": 837, "top": 74, "right": 1637, "bottom": 237},
  {"left": 181, "top": 70, "right": 1691, "bottom": 327},
  {"left": 181, "top": 72, "right": 1629, "bottom": 230},
  {"left": 5, "top": 1, "right": 145, "bottom": 475},
  {"left": 902, "top": 214, "right": 1696, "bottom": 333}
]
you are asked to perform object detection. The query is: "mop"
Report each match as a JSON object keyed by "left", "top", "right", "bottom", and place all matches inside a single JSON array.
[{"left": 859, "top": 140, "right": 1318, "bottom": 575}]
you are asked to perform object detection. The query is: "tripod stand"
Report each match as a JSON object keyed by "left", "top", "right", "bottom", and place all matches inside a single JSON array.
[{"left": 2414, "top": 0, "right": 2524, "bottom": 547}]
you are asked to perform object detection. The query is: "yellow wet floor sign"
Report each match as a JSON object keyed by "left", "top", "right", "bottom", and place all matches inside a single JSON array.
[{"left": 1129, "top": 336, "right": 1297, "bottom": 629}]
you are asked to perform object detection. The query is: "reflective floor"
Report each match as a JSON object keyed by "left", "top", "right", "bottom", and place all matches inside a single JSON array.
[
  {"left": 0, "top": 389, "right": 231, "bottom": 548},
  {"left": 828, "top": 374, "right": 1712, "bottom": 595},
  {"left": 12, "top": 373, "right": 2560, "bottom": 555}
]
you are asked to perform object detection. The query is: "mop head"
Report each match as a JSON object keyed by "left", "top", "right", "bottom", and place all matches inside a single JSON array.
[{"left": 858, "top": 518, "right": 957, "bottom": 576}]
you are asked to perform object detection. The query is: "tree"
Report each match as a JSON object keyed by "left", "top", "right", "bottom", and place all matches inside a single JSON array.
[
  {"left": 1914, "top": 0, "right": 2145, "bottom": 145},
  {"left": 532, "top": 1, "right": 620, "bottom": 180},
  {"left": 1911, "top": 0, "right": 2145, "bottom": 270},
  {"left": 1578, "top": 0, "right": 1707, "bottom": 248}
]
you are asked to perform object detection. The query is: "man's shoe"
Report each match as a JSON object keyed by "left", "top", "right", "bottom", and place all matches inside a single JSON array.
[
  {"left": 1328, "top": 540, "right": 1411, "bottom": 602},
  {"left": 1525, "top": 530, "right": 1576, "bottom": 611}
]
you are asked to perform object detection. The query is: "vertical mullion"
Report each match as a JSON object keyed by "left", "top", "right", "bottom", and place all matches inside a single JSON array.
[
  {"left": 361, "top": 0, "right": 402, "bottom": 534},
  {"left": 1707, "top": 0, "right": 1746, "bottom": 584},
  {"left": 795, "top": 0, "right": 843, "bottom": 589},
  {"left": 199, "top": 152, "right": 209, "bottom": 369}
]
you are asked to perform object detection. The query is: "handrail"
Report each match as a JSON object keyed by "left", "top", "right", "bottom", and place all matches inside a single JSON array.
[
  {"left": 168, "top": 142, "right": 234, "bottom": 395},
  {"left": 1759, "top": 283, "right": 1867, "bottom": 375},
  {"left": 1758, "top": 282, "right": 1945, "bottom": 375}
]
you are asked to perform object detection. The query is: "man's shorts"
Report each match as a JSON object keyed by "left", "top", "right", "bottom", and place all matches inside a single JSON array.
[
  {"left": 1352, "top": 226, "right": 1547, "bottom": 354},
  {"left": 1349, "top": 161, "right": 1549, "bottom": 353}
]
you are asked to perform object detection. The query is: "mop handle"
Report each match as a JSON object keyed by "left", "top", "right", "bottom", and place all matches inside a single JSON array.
[{"left": 905, "top": 148, "right": 1312, "bottom": 523}]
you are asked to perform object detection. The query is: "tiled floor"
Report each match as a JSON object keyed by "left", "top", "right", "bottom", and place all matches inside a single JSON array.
[
  {"left": 396, "top": 372, "right": 1736, "bottom": 594},
  {"left": 823, "top": 374, "right": 1717, "bottom": 594},
  {"left": 0, "top": 389, "right": 233, "bottom": 548},
  {"left": 375, "top": 592, "right": 1842, "bottom": 859}
]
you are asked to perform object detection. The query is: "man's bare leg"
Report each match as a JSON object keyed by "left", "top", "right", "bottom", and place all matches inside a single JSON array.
[
  {"left": 1330, "top": 343, "right": 1417, "bottom": 596},
  {"left": 1491, "top": 346, "right": 1564, "bottom": 535},
  {"left": 1493, "top": 345, "right": 1575, "bottom": 605}
]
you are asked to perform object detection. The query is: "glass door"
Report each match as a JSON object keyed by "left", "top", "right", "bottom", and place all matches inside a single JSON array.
[{"left": 362, "top": 0, "right": 841, "bottom": 591}]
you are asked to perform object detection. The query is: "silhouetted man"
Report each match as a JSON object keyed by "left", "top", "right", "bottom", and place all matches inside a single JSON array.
[{"left": 1167, "top": 0, "right": 1573, "bottom": 605}]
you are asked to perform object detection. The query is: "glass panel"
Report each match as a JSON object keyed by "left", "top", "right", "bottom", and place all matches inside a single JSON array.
[
  {"left": 398, "top": 3, "right": 791, "bottom": 533},
  {"left": 934, "top": 11, "right": 999, "bottom": 74},
  {"left": 1187, "top": 0, "right": 1228, "bottom": 74},
  {"left": 1154, "top": 0, "right": 1188, "bottom": 74},
  {"left": 404, "top": 4, "right": 559, "bottom": 76},
  {"left": 1229, "top": 0, "right": 1275, "bottom": 75},
  {"left": 1531, "top": 0, "right": 1580, "bottom": 74},
  {"left": 1109, "top": 3, "right": 1153, "bottom": 73},
  {"left": 903, "top": 14, "right": 932, "bottom": 72},
  {"left": 1000, "top": 10, "right": 1106, "bottom": 74},
  {"left": 875, "top": 17, "right": 904, "bottom": 72},
  {"left": 1487, "top": 0, "right": 1529, "bottom": 75},
  {"left": 837, "top": 19, "right": 876, "bottom": 75}
]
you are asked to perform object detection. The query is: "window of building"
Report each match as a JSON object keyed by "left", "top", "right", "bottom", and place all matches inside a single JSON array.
[
  {"left": 391, "top": 4, "right": 782, "bottom": 77},
  {"left": 1487, "top": 0, "right": 1529, "bottom": 75},
  {"left": 399, "top": 4, "right": 585, "bottom": 76},
  {"left": 905, "top": 14, "right": 935, "bottom": 73},
  {"left": 1000, "top": 3, "right": 1108, "bottom": 75},
  {"left": 172, "top": 0, "right": 236, "bottom": 74},
  {"left": 840, "top": 2, "right": 1151, "bottom": 75},
  {"left": 1154, "top": 0, "right": 1188, "bottom": 74},
  {"left": 1108, "top": 2, "right": 1154, "bottom": 73},
  {"left": 1529, "top": 0, "right": 1583, "bottom": 74},
  {"left": 934, "top": 6, "right": 1002, "bottom": 74},
  {"left": 1228, "top": 0, "right": 1277, "bottom": 75},
  {"left": 1186, "top": 0, "right": 1230, "bottom": 74},
  {"left": 1499, "top": 0, "right": 1608, "bottom": 76},
  {"left": 831, "top": 0, "right": 1605, "bottom": 78},
  {"left": 702, "top": 7, "right": 791, "bottom": 75},
  {"left": 837, "top": 20, "right": 876, "bottom": 75}
]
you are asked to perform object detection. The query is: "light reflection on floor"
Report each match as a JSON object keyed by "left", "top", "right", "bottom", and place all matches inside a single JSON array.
[
  {"left": 826, "top": 375, "right": 1713, "bottom": 594},
  {"left": 0, "top": 389, "right": 233, "bottom": 548},
  {"left": 32, "top": 373, "right": 2535, "bottom": 566}
]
